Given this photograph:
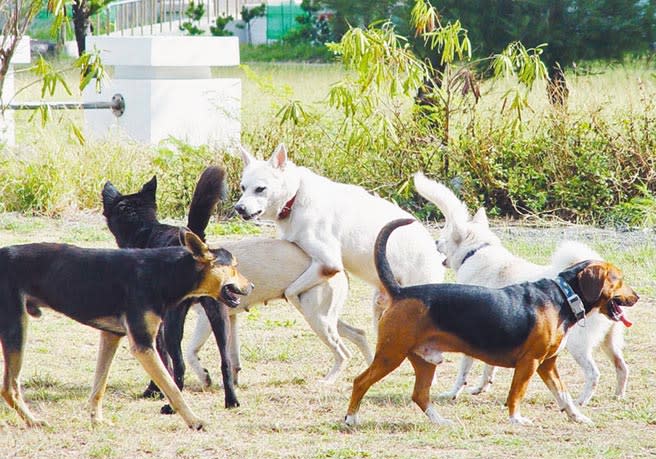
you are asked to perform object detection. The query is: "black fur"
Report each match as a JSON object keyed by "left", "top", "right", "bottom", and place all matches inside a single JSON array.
[
  {"left": 376, "top": 219, "right": 602, "bottom": 354},
  {"left": 102, "top": 166, "right": 240, "bottom": 410},
  {"left": 0, "top": 244, "right": 206, "bottom": 340}
]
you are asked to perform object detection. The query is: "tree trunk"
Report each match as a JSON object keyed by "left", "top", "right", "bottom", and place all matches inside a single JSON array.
[
  {"left": 72, "top": 0, "right": 92, "bottom": 56},
  {"left": 547, "top": 63, "right": 568, "bottom": 108}
]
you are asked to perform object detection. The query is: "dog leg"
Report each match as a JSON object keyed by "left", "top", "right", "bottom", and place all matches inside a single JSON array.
[
  {"left": 601, "top": 323, "right": 629, "bottom": 400},
  {"left": 296, "top": 287, "right": 350, "bottom": 384},
  {"left": 87, "top": 331, "right": 121, "bottom": 425},
  {"left": 284, "top": 255, "right": 342, "bottom": 312},
  {"left": 568, "top": 342, "right": 600, "bottom": 407},
  {"left": 337, "top": 320, "right": 373, "bottom": 364},
  {"left": 229, "top": 314, "right": 241, "bottom": 385},
  {"left": 344, "top": 347, "right": 407, "bottom": 426},
  {"left": 126, "top": 312, "right": 205, "bottom": 430},
  {"left": 185, "top": 305, "right": 214, "bottom": 388},
  {"left": 407, "top": 354, "right": 452, "bottom": 425},
  {"left": 163, "top": 301, "right": 192, "bottom": 391},
  {"left": 470, "top": 364, "right": 497, "bottom": 395},
  {"left": 345, "top": 308, "right": 412, "bottom": 427},
  {"left": 1, "top": 314, "right": 46, "bottom": 427},
  {"left": 506, "top": 358, "right": 540, "bottom": 425},
  {"left": 200, "top": 297, "right": 239, "bottom": 408},
  {"left": 537, "top": 356, "right": 592, "bottom": 424},
  {"left": 440, "top": 355, "right": 473, "bottom": 399}
]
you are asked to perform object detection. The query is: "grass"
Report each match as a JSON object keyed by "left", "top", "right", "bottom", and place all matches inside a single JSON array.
[{"left": 0, "top": 215, "right": 655, "bottom": 458}]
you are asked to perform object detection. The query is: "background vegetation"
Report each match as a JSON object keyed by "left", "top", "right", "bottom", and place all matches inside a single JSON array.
[{"left": 4, "top": 1, "right": 656, "bottom": 227}]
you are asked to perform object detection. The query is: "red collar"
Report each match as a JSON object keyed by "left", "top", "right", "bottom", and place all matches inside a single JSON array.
[{"left": 277, "top": 194, "right": 297, "bottom": 220}]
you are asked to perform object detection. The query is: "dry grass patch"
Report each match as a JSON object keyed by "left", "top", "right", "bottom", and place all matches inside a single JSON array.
[{"left": 0, "top": 215, "right": 655, "bottom": 458}]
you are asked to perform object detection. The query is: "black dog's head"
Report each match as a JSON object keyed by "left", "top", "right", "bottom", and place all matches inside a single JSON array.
[{"left": 102, "top": 176, "right": 159, "bottom": 248}]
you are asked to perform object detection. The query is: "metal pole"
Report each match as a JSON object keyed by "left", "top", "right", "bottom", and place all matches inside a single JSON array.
[{"left": 7, "top": 94, "right": 126, "bottom": 118}]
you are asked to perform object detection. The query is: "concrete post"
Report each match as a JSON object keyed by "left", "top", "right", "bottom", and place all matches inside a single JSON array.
[{"left": 84, "top": 36, "right": 241, "bottom": 147}]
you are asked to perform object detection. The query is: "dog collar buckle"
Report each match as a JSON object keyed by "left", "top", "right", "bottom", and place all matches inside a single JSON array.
[{"left": 554, "top": 276, "right": 586, "bottom": 323}]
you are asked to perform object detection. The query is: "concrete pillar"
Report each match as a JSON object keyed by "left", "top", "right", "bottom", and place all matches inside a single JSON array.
[{"left": 84, "top": 36, "right": 240, "bottom": 147}]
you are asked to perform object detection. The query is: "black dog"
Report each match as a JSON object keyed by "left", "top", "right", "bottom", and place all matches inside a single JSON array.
[
  {"left": 102, "top": 167, "right": 242, "bottom": 410},
  {"left": 0, "top": 231, "right": 251, "bottom": 429}
]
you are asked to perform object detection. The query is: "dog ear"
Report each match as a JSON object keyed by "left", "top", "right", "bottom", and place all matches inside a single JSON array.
[
  {"left": 239, "top": 145, "right": 255, "bottom": 166},
  {"left": 577, "top": 262, "right": 607, "bottom": 304},
  {"left": 102, "top": 181, "right": 121, "bottom": 207},
  {"left": 269, "top": 144, "right": 288, "bottom": 169},
  {"left": 141, "top": 176, "right": 157, "bottom": 194},
  {"left": 181, "top": 229, "right": 214, "bottom": 265},
  {"left": 450, "top": 220, "right": 464, "bottom": 244},
  {"left": 471, "top": 207, "right": 489, "bottom": 228}
]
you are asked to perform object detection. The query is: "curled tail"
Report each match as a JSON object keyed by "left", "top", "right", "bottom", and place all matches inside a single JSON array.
[
  {"left": 375, "top": 218, "right": 415, "bottom": 299},
  {"left": 413, "top": 172, "right": 469, "bottom": 223},
  {"left": 187, "top": 166, "right": 227, "bottom": 241}
]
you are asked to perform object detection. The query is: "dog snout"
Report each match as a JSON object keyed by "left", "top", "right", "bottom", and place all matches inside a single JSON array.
[{"left": 235, "top": 203, "right": 247, "bottom": 216}]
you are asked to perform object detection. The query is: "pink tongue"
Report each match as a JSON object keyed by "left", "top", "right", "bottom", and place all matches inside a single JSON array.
[{"left": 619, "top": 314, "right": 633, "bottom": 328}]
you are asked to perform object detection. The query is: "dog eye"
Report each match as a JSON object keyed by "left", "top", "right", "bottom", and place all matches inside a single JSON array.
[
  {"left": 240, "top": 185, "right": 245, "bottom": 192},
  {"left": 255, "top": 186, "right": 266, "bottom": 193}
]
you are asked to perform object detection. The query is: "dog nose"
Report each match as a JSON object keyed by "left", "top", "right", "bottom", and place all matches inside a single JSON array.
[{"left": 235, "top": 204, "right": 246, "bottom": 216}]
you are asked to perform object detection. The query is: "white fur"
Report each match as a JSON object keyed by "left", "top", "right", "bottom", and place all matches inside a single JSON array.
[
  {"left": 235, "top": 145, "right": 444, "bottom": 322},
  {"left": 414, "top": 172, "right": 630, "bottom": 406},
  {"left": 186, "top": 238, "right": 373, "bottom": 385},
  {"left": 425, "top": 404, "right": 453, "bottom": 425}
]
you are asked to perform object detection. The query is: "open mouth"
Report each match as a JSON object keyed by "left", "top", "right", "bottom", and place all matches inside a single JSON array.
[
  {"left": 221, "top": 284, "right": 247, "bottom": 308},
  {"left": 239, "top": 209, "right": 262, "bottom": 221},
  {"left": 607, "top": 297, "right": 633, "bottom": 328}
]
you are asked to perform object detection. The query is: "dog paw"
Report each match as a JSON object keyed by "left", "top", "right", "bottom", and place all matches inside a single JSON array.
[
  {"left": 438, "top": 390, "right": 460, "bottom": 400},
  {"left": 344, "top": 414, "right": 359, "bottom": 427},
  {"left": 225, "top": 399, "right": 240, "bottom": 409},
  {"left": 509, "top": 414, "right": 533, "bottom": 425},
  {"left": 188, "top": 418, "right": 206, "bottom": 431},
  {"left": 570, "top": 413, "right": 593, "bottom": 425},
  {"left": 160, "top": 404, "right": 175, "bottom": 415},
  {"left": 319, "top": 375, "right": 338, "bottom": 385},
  {"left": 201, "top": 368, "right": 212, "bottom": 388},
  {"left": 468, "top": 384, "right": 490, "bottom": 396},
  {"left": 26, "top": 417, "right": 49, "bottom": 428},
  {"left": 142, "top": 387, "right": 164, "bottom": 400}
]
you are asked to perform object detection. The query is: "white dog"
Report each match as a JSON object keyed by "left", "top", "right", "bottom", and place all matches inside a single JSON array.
[
  {"left": 234, "top": 144, "right": 444, "bottom": 321},
  {"left": 414, "top": 173, "right": 632, "bottom": 405},
  {"left": 186, "top": 237, "right": 373, "bottom": 385}
]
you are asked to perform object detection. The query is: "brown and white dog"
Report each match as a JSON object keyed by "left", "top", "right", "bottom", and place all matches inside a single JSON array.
[{"left": 344, "top": 219, "right": 639, "bottom": 426}]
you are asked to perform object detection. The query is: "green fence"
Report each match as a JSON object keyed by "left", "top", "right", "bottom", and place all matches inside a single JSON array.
[{"left": 266, "top": 0, "right": 303, "bottom": 40}]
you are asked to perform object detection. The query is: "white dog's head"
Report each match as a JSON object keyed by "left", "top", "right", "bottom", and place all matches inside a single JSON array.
[
  {"left": 437, "top": 207, "right": 501, "bottom": 269},
  {"left": 235, "top": 144, "right": 301, "bottom": 221},
  {"left": 414, "top": 173, "right": 500, "bottom": 270}
]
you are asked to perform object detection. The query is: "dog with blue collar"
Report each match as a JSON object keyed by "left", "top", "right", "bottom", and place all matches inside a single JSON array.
[{"left": 345, "top": 219, "right": 640, "bottom": 427}]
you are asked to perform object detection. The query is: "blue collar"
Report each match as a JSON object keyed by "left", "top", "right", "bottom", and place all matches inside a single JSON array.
[{"left": 553, "top": 276, "right": 586, "bottom": 322}]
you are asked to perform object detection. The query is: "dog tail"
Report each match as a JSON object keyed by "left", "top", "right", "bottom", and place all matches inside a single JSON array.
[
  {"left": 187, "top": 166, "right": 227, "bottom": 242},
  {"left": 375, "top": 218, "right": 415, "bottom": 298},
  {"left": 550, "top": 241, "right": 602, "bottom": 272},
  {"left": 414, "top": 173, "right": 470, "bottom": 223}
]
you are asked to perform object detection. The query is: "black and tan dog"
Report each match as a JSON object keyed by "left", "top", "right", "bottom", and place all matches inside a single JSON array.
[
  {"left": 102, "top": 167, "right": 244, "bottom": 412},
  {"left": 344, "top": 218, "right": 639, "bottom": 426},
  {"left": 0, "top": 230, "right": 251, "bottom": 429}
]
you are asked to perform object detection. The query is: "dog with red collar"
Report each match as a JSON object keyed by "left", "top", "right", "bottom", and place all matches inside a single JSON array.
[{"left": 344, "top": 218, "right": 639, "bottom": 426}]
